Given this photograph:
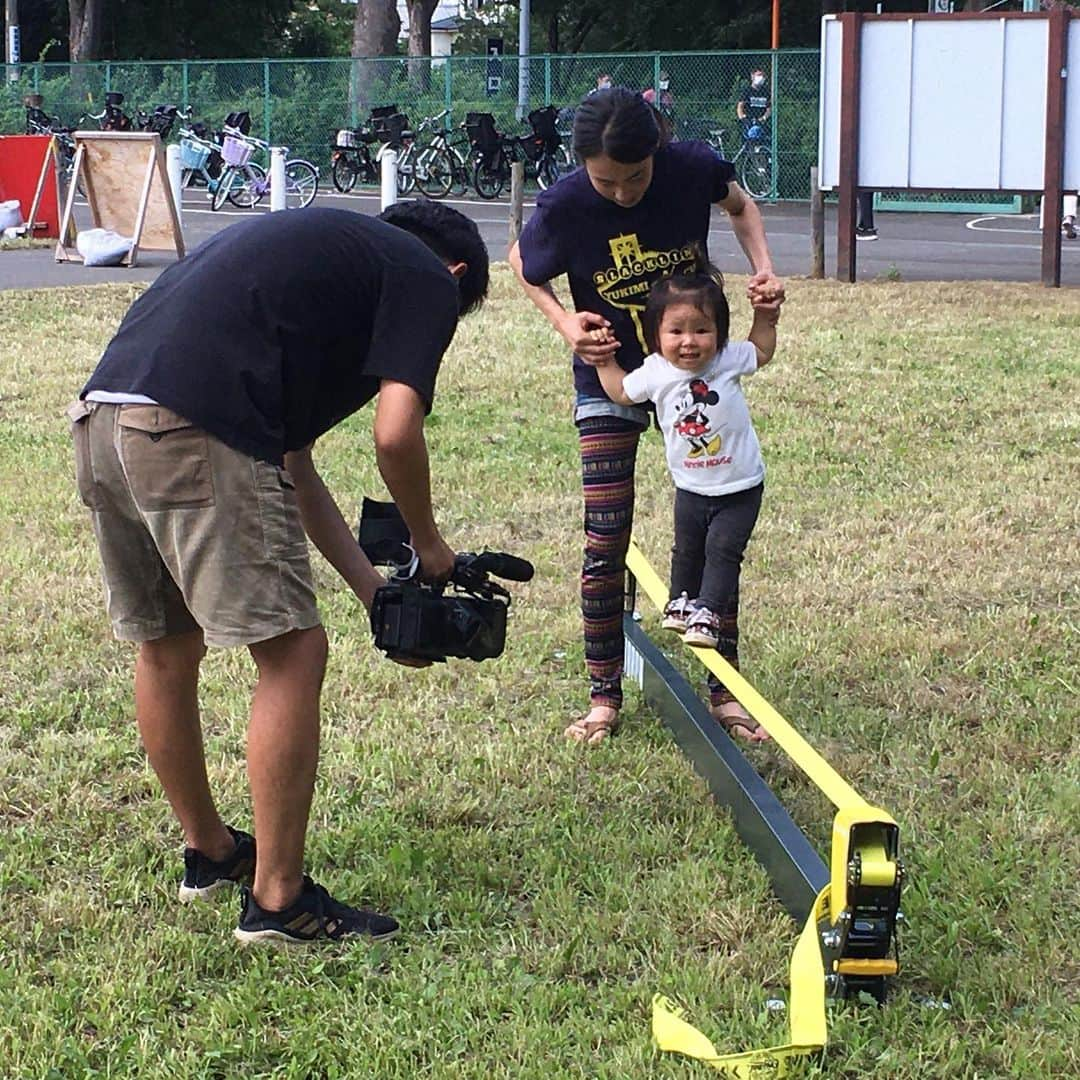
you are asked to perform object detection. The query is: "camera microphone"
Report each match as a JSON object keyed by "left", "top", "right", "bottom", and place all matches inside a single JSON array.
[{"left": 466, "top": 551, "right": 535, "bottom": 583}]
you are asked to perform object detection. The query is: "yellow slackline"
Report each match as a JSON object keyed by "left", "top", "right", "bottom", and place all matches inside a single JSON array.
[{"left": 627, "top": 540, "right": 900, "bottom": 1075}]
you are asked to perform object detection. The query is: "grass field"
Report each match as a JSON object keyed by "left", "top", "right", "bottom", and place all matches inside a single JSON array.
[{"left": 1, "top": 269, "right": 1078, "bottom": 1079}]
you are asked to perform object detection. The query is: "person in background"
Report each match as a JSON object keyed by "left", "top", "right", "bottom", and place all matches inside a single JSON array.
[
  {"left": 643, "top": 71, "right": 675, "bottom": 119},
  {"left": 590, "top": 73, "right": 614, "bottom": 95},
  {"left": 736, "top": 67, "right": 771, "bottom": 141},
  {"left": 856, "top": 191, "right": 878, "bottom": 241}
]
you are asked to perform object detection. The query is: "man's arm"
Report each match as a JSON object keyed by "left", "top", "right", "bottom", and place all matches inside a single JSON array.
[
  {"left": 715, "top": 181, "right": 785, "bottom": 310},
  {"left": 284, "top": 445, "right": 386, "bottom": 610},
  {"left": 372, "top": 379, "right": 455, "bottom": 582}
]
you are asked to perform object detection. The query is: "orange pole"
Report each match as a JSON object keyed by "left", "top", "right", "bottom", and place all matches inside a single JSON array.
[{"left": 772, "top": 0, "right": 780, "bottom": 48}]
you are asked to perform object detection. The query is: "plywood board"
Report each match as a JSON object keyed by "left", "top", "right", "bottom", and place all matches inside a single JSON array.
[{"left": 56, "top": 131, "right": 183, "bottom": 266}]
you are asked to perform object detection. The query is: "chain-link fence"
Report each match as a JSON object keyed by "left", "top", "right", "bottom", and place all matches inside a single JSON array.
[
  {"left": 0, "top": 49, "right": 1011, "bottom": 209},
  {"left": 1, "top": 50, "right": 819, "bottom": 199}
]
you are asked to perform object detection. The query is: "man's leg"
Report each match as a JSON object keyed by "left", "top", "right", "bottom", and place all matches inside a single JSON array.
[
  {"left": 246, "top": 625, "right": 329, "bottom": 911},
  {"left": 135, "top": 628, "right": 235, "bottom": 861}
]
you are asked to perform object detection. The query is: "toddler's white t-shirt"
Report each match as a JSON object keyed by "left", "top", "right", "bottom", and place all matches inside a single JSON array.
[{"left": 621, "top": 342, "right": 765, "bottom": 496}]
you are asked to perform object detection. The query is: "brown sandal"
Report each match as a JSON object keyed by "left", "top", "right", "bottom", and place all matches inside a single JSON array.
[
  {"left": 710, "top": 700, "right": 770, "bottom": 743},
  {"left": 564, "top": 707, "right": 621, "bottom": 745}
]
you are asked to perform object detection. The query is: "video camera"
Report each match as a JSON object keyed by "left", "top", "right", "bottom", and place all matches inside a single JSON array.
[{"left": 357, "top": 498, "right": 534, "bottom": 664}]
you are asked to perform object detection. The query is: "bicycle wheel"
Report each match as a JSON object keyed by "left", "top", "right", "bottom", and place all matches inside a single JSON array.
[
  {"left": 536, "top": 153, "right": 561, "bottom": 191},
  {"left": 283, "top": 159, "right": 319, "bottom": 209},
  {"left": 395, "top": 148, "right": 416, "bottom": 196},
  {"left": 331, "top": 153, "right": 358, "bottom": 194},
  {"left": 449, "top": 148, "right": 470, "bottom": 196},
  {"left": 228, "top": 163, "right": 267, "bottom": 209},
  {"left": 211, "top": 166, "right": 234, "bottom": 211},
  {"left": 739, "top": 145, "right": 772, "bottom": 200},
  {"left": 415, "top": 148, "right": 454, "bottom": 199},
  {"left": 473, "top": 153, "right": 505, "bottom": 199}
]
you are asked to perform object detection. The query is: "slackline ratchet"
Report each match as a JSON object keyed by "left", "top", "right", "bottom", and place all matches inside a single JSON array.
[{"left": 625, "top": 540, "right": 904, "bottom": 1075}]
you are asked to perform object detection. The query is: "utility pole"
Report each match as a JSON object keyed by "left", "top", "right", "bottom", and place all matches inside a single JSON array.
[
  {"left": 5, "top": 0, "right": 19, "bottom": 83},
  {"left": 517, "top": 0, "right": 530, "bottom": 121}
]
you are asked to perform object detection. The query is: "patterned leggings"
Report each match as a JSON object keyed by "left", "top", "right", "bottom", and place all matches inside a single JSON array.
[{"left": 578, "top": 413, "right": 738, "bottom": 711}]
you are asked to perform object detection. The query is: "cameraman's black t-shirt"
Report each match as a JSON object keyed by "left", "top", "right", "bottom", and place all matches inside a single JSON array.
[{"left": 83, "top": 208, "right": 460, "bottom": 465}]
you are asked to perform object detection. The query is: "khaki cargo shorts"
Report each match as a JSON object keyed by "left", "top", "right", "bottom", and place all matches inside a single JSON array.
[{"left": 67, "top": 400, "right": 321, "bottom": 647}]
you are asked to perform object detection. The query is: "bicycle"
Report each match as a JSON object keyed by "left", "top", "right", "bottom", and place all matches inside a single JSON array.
[
  {"left": 467, "top": 111, "right": 563, "bottom": 200},
  {"left": 211, "top": 127, "right": 319, "bottom": 211},
  {"left": 704, "top": 123, "right": 773, "bottom": 200},
  {"left": 406, "top": 109, "right": 472, "bottom": 199},
  {"left": 24, "top": 94, "right": 81, "bottom": 193},
  {"left": 330, "top": 123, "right": 381, "bottom": 193}
]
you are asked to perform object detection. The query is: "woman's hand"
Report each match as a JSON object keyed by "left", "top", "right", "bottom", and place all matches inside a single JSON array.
[
  {"left": 747, "top": 271, "right": 785, "bottom": 313},
  {"left": 559, "top": 311, "right": 621, "bottom": 366}
]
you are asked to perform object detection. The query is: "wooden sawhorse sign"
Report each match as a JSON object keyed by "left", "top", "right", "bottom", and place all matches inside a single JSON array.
[{"left": 56, "top": 131, "right": 184, "bottom": 267}]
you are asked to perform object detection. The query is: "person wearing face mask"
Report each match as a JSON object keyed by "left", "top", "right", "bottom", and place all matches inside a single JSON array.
[
  {"left": 642, "top": 71, "right": 675, "bottom": 118},
  {"left": 590, "top": 73, "right": 614, "bottom": 95},
  {"left": 508, "top": 87, "right": 784, "bottom": 746},
  {"left": 737, "top": 68, "right": 771, "bottom": 143}
]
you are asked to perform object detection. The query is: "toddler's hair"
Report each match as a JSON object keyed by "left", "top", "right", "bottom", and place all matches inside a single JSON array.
[{"left": 642, "top": 248, "right": 730, "bottom": 355}]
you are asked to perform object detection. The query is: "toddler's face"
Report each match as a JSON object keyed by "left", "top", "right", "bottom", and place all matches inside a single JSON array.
[{"left": 657, "top": 302, "right": 718, "bottom": 372}]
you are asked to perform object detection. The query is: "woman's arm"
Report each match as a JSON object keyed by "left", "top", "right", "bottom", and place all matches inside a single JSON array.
[
  {"left": 715, "top": 182, "right": 785, "bottom": 311},
  {"left": 508, "top": 241, "right": 620, "bottom": 366}
]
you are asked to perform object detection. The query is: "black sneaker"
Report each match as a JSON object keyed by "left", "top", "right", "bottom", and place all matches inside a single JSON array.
[
  {"left": 234, "top": 876, "right": 400, "bottom": 945},
  {"left": 178, "top": 826, "right": 256, "bottom": 903},
  {"left": 855, "top": 225, "right": 878, "bottom": 241}
]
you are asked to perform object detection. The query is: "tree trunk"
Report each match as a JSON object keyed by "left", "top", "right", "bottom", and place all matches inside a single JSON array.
[
  {"left": 69, "top": 0, "right": 103, "bottom": 62},
  {"left": 547, "top": 14, "right": 559, "bottom": 55},
  {"left": 351, "top": 0, "right": 401, "bottom": 115},
  {"left": 406, "top": 0, "right": 438, "bottom": 91}
]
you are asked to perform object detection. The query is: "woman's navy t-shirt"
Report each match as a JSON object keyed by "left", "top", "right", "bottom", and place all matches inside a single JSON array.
[
  {"left": 518, "top": 140, "right": 736, "bottom": 400},
  {"left": 83, "top": 207, "right": 460, "bottom": 465}
]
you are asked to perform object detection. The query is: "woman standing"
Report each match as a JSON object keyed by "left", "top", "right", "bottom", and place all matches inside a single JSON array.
[{"left": 509, "top": 87, "right": 784, "bottom": 746}]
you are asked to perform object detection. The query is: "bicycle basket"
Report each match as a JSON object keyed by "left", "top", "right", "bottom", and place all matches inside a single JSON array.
[
  {"left": 372, "top": 113, "right": 409, "bottom": 145},
  {"left": 465, "top": 112, "right": 500, "bottom": 153},
  {"left": 105, "top": 91, "right": 125, "bottom": 107},
  {"left": 23, "top": 93, "right": 44, "bottom": 109},
  {"left": 223, "top": 111, "right": 252, "bottom": 135},
  {"left": 520, "top": 135, "right": 545, "bottom": 163},
  {"left": 527, "top": 105, "right": 559, "bottom": 149},
  {"left": 179, "top": 138, "right": 211, "bottom": 171},
  {"left": 146, "top": 106, "right": 178, "bottom": 137},
  {"left": 221, "top": 135, "right": 253, "bottom": 168},
  {"left": 369, "top": 104, "right": 399, "bottom": 120},
  {"left": 336, "top": 128, "right": 358, "bottom": 148}
]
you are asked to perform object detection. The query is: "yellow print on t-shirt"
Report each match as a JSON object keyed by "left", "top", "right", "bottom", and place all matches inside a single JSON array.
[{"left": 592, "top": 235, "right": 699, "bottom": 352}]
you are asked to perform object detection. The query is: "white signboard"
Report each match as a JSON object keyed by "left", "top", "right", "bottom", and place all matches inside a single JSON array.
[{"left": 818, "top": 14, "right": 1076, "bottom": 192}]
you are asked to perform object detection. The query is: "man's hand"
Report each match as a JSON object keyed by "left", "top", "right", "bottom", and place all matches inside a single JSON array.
[
  {"left": 414, "top": 535, "right": 456, "bottom": 584},
  {"left": 560, "top": 310, "right": 620, "bottom": 366}
]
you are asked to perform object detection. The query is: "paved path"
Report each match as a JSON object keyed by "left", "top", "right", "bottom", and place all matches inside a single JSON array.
[{"left": 2, "top": 188, "right": 1077, "bottom": 291}]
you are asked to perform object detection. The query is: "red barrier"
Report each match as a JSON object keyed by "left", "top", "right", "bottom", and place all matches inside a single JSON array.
[{"left": 0, "top": 134, "right": 61, "bottom": 239}]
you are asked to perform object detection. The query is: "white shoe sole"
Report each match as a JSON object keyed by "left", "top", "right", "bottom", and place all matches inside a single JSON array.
[
  {"left": 178, "top": 878, "right": 235, "bottom": 903},
  {"left": 683, "top": 630, "right": 719, "bottom": 648},
  {"left": 234, "top": 924, "right": 400, "bottom": 946}
]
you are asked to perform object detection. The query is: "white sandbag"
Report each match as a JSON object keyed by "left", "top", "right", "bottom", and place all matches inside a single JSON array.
[
  {"left": 0, "top": 200, "right": 22, "bottom": 231},
  {"left": 76, "top": 228, "right": 133, "bottom": 267}
]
